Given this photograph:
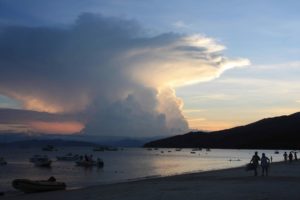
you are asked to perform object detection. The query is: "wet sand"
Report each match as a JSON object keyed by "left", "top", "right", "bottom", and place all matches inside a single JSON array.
[{"left": 3, "top": 161, "right": 300, "bottom": 200}]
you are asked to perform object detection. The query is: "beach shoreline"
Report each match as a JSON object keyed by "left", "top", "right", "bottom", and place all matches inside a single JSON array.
[{"left": 3, "top": 160, "right": 300, "bottom": 200}]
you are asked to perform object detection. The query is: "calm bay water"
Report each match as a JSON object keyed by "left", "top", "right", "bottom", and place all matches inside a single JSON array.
[{"left": 0, "top": 147, "right": 287, "bottom": 192}]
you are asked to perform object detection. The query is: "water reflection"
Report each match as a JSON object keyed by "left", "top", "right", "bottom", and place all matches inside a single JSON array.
[{"left": 0, "top": 147, "right": 289, "bottom": 191}]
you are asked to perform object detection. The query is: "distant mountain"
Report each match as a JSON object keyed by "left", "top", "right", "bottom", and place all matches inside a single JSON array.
[
  {"left": 144, "top": 112, "right": 300, "bottom": 149},
  {"left": 0, "top": 133, "right": 165, "bottom": 147}
]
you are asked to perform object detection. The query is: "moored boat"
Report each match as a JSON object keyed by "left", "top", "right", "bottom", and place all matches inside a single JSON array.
[
  {"left": 56, "top": 153, "right": 79, "bottom": 161},
  {"left": 12, "top": 177, "right": 66, "bottom": 193}
]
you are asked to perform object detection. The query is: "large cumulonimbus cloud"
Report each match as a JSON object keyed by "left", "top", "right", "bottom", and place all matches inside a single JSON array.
[{"left": 0, "top": 13, "right": 250, "bottom": 136}]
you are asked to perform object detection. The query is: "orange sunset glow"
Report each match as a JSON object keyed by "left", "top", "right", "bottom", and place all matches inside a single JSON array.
[{"left": 29, "top": 121, "right": 84, "bottom": 134}]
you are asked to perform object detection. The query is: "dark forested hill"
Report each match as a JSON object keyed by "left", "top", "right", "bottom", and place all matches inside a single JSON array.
[{"left": 144, "top": 112, "right": 300, "bottom": 149}]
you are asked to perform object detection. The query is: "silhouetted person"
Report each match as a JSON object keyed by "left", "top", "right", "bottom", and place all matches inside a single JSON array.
[
  {"left": 250, "top": 151, "right": 260, "bottom": 176},
  {"left": 270, "top": 156, "right": 273, "bottom": 163},
  {"left": 289, "top": 152, "right": 293, "bottom": 163},
  {"left": 284, "top": 152, "right": 288, "bottom": 162},
  {"left": 294, "top": 152, "right": 298, "bottom": 161},
  {"left": 261, "top": 153, "right": 270, "bottom": 176}
]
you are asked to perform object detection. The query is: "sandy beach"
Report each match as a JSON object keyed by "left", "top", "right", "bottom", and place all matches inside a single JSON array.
[{"left": 3, "top": 160, "right": 300, "bottom": 200}]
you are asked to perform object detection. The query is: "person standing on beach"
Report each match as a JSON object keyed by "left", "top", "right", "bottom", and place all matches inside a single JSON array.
[
  {"left": 284, "top": 152, "right": 288, "bottom": 162},
  {"left": 250, "top": 152, "right": 260, "bottom": 176},
  {"left": 294, "top": 152, "right": 298, "bottom": 161},
  {"left": 261, "top": 153, "right": 270, "bottom": 176},
  {"left": 289, "top": 152, "right": 293, "bottom": 163}
]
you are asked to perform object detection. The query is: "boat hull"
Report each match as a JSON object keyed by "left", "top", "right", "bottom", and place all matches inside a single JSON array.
[{"left": 12, "top": 179, "right": 66, "bottom": 193}]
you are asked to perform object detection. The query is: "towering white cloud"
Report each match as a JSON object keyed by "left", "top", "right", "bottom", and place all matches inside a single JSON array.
[{"left": 0, "top": 13, "right": 250, "bottom": 136}]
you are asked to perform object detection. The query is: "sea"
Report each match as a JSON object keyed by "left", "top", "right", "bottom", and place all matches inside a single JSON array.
[{"left": 0, "top": 147, "right": 288, "bottom": 192}]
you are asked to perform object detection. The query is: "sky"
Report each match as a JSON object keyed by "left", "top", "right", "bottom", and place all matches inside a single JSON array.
[{"left": 0, "top": 0, "right": 300, "bottom": 136}]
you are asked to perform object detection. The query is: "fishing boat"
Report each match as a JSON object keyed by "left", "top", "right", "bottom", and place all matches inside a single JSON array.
[
  {"left": 56, "top": 153, "right": 79, "bottom": 161},
  {"left": 12, "top": 177, "right": 66, "bottom": 193},
  {"left": 274, "top": 150, "right": 279, "bottom": 154},
  {"left": 75, "top": 158, "right": 104, "bottom": 168}
]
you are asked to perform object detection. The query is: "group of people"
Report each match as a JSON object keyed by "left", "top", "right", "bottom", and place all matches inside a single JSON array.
[
  {"left": 250, "top": 152, "right": 270, "bottom": 176},
  {"left": 283, "top": 151, "right": 297, "bottom": 162},
  {"left": 249, "top": 151, "right": 299, "bottom": 176}
]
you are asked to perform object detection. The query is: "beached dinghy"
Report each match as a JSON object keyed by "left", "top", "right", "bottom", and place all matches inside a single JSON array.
[{"left": 12, "top": 177, "right": 66, "bottom": 193}]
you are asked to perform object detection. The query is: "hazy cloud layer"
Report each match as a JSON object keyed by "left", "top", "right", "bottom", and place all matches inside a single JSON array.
[{"left": 0, "top": 13, "right": 249, "bottom": 136}]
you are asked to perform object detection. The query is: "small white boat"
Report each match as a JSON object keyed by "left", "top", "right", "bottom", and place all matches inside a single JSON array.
[
  {"left": 12, "top": 177, "right": 66, "bottom": 193},
  {"left": 76, "top": 158, "right": 104, "bottom": 168},
  {"left": 56, "top": 153, "right": 79, "bottom": 161},
  {"left": 34, "top": 158, "right": 52, "bottom": 167},
  {"left": 0, "top": 157, "right": 7, "bottom": 165},
  {"left": 29, "top": 155, "right": 48, "bottom": 163}
]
